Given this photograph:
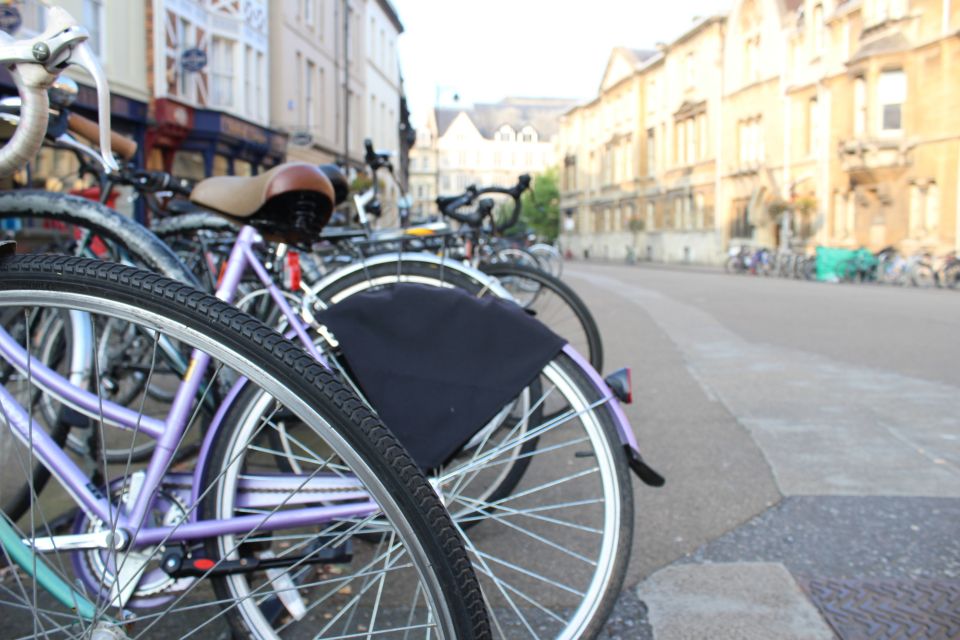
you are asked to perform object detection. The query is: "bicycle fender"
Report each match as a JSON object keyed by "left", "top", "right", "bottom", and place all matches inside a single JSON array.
[{"left": 562, "top": 344, "right": 665, "bottom": 487}]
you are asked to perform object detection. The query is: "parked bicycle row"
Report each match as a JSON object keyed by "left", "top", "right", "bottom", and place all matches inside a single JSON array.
[
  {"left": 0, "top": 9, "right": 657, "bottom": 640},
  {"left": 725, "top": 245, "right": 960, "bottom": 289}
]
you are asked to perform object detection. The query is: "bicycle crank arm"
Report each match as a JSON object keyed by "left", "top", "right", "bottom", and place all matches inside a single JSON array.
[{"left": 28, "top": 529, "right": 127, "bottom": 552}]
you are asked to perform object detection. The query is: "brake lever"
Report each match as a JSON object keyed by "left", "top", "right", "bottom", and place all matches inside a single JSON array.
[{"left": 68, "top": 41, "right": 118, "bottom": 173}]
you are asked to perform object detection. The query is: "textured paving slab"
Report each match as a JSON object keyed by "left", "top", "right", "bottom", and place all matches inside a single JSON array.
[
  {"left": 637, "top": 562, "right": 835, "bottom": 639},
  {"left": 563, "top": 272, "right": 781, "bottom": 584},
  {"left": 685, "top": 496, "right": 960, "bottom": 579},
  {"left": 567, "top": 267, "right": 960, "bottom": 497},
  {"left": 598, "top": 589, "right": 654, "bottom": 640},
  {"left": 799, "top": 578, "right": 960, "bottom": 640}
]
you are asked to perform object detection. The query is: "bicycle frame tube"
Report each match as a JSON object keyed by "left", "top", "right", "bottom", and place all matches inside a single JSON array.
[{"left": 219, "top": 225, "right": 325, "bottom": 362}]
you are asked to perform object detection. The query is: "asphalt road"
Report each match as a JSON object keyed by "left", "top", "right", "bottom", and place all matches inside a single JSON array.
[{"left": 563, "top": 262, "right": 960, "bottom": 639}]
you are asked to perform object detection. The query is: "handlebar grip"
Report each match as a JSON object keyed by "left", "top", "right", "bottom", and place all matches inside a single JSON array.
[
  {"left": 67, "top": 112, "right": 138, "bottom": 161},
  {"left": 0, "top": 68, "right": 49, "bottom": 177}
]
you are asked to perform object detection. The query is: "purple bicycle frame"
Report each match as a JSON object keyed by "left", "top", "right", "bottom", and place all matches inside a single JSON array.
[{"left": 0, "top": 224, "right": 376, "bottom": 551}]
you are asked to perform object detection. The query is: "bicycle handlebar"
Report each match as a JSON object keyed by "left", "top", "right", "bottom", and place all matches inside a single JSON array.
[
  {"left": 436, "top": 174, "right": 531, "bottom": 232},
  {"left": 364, "top": 138, "right": 393, "bottom": 173},
  {"left": 0, "top": 6, "right": 116, "bottom": 177}
]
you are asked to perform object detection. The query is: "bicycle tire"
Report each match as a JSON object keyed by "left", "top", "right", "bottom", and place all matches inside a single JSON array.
[
  {"left": 481, "top": 262, "right": 604, "bottom": 373},
  {"left": 942, "top": 263, "right": 960, "bottom": 289},
  {"left": 0, "top": 254, "right": 490, "bottom": 640}
]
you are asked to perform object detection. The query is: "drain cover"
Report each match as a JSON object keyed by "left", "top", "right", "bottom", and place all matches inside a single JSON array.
[{"left": 799, "top": 578, "right": 960, "bottom": 640}]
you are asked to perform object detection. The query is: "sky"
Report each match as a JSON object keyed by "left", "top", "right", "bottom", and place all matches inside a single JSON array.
[{"left": 392, "top": 0, "right": 728, "bottom": 126}]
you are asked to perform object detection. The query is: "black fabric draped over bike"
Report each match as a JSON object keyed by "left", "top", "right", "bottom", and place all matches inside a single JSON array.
[{"left": 316, "top": 284, "right": 566, "bottom": 470}]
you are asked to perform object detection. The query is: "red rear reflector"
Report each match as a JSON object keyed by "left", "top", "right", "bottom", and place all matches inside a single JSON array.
[{"left": 193, "top": 558, "right": 215, "bottom": 571}]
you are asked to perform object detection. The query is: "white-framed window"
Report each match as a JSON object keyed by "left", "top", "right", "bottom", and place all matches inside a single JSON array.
[
  {"left": 676, "top": 121, "right": 685, "bottom": 165},
  {"left": 646, "top": 128, "right": 655, "bottom": 175},
  {"left": 496, "top": 125, "right": 515, "bottom": 142},
  {"left": 210, "top": 36, "right": 235, "bottom": 109},
  {"left": 853, "top": 76, "right": 867, "bottom": 136},
  {"left": 878, "top": 70, "right": 905, "bottom": 133},
  {"left": 303, "top": 0, "right": 314, "bottom": 27},
  {"left": 697, "top": 113, "right": 707, "bottom": 160},
  {"left": 520, "top": 126, "right": 538, "bottom": 143},
  {"left": 82, "top": 0, "right": 105, "bottom": 58},
  {"left": 811, "top": 3, "right": 823, "bottom": 55},
  {"left": 305, "top": 60, "right": 315, "bottom": 131},
  {"left": 244, "top": 45, "right": 254, "bottom": 117}
]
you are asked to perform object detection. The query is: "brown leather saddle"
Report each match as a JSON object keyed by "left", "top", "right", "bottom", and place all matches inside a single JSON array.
[{"left": 190, "top": 162, "right": 341, "bottom": 242}]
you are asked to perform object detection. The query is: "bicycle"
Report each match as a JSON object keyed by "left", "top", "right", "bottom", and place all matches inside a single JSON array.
[{"left": 0, "top": 11, "right": 490, "bottom": 638}]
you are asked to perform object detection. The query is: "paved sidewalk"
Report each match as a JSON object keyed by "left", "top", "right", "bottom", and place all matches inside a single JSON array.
[{"left": 566, "top": 263, "right": 960, "bottom": 640}]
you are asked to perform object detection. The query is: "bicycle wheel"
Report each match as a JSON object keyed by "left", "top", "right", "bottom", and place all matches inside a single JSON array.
[
  {"left": 910, "top": 262, "right": 936, "bottom": 288},
  {"left": 528, "top": 244, "right": 563, "bottom": 278},
  {"left": 308, "top": 258, "right": 633, "bottom": 638},
  {"left": 481, "top": 262, "right": 603, "bottom": 373},
  {"left": 942, "top": 263, "right": 960, "bottom": 289},
  {"left": 0, "top": 254, "right": 489, "bottom": 640}
]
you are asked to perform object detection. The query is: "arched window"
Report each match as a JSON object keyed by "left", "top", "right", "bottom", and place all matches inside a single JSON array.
[
  {"left": 520, "top": 126, "right": 538, "bottom": 143},
  {"left": 496, "top": 125, "right": 515, "bottom": 142}
]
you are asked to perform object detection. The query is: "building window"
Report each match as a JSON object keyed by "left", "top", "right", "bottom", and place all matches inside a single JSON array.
[
  {"left": 910, "top": 181, "right": 941, "bottom": 237},
  {"left": 739, "top": 117, "right": 763, "bottom": 166},
  {"left": 646, "top": 128, "right": 655, "bottom": 175},
  {"left": 697, "top": 114, "right": 707, "bottom": 160},
  {"left": 305, "top": 60, "right": 315, "bottom": 131},
  {"left": 812, "top": 4, "right": 824, "bottom": 55},
  {"left": 211, "top": 37, "right": 235, "bottom": 108},
  {"left": 807, "top": 97, "right": 819, "bottom": 154},
  {"left": 676, "top": 122, "right": 685, "bottom": 165},
  {"left": 646, "top": 202, "right": 655, "bottom": 231},
  {"left": 520, "top": 126, "right": 538, "bottom": 143},
  {"left": 853, "top": 76, "right": 867, "bottom": 136},
  {"left": 304, "top": 0, "right": 314, "bottom": 27},
  {"left": 496, "top": 125, "right": 515, "bottom": 142},
  {"left": 744, "top": 34, "right": 761, "bottom": 84},
  {"left": 878, "top": 70, "right": 905, "bottom": 133}
]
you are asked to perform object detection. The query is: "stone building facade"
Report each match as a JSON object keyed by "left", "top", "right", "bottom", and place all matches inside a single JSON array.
[{"left": 560, "top": 0, "right": 960, "bottom": 263}]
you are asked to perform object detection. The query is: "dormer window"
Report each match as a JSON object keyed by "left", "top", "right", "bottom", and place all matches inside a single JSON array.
[
  {"left": 520, "top": 126, "right": 538, "bottom": 143},
  {"left": 496, "top": 125, "right": 515, "bottom": 142}
]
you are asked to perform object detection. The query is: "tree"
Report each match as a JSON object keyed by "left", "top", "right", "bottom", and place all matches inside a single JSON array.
[{"left": 500, "top": 168, "right": 561, "bottom": 241}]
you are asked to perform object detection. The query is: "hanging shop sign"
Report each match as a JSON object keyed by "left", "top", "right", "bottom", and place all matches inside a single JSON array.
[{"left": 181, "top": 48, "right": 208, "bottom": 73}]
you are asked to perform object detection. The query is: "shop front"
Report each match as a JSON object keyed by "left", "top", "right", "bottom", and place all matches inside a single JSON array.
[{"left": 146, "top": 98, "right": 287, "bottom": 182}]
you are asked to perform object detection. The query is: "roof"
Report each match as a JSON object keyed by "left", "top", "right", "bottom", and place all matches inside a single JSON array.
[
  {"left": 374, "top": 0, "right": 404, "bottom": 34},
  {"left": 624, "top": 48, "right": 660, "bottom": 64},
  {"left": 435, "top": 97, "right": 578, "bottom": 140}
]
